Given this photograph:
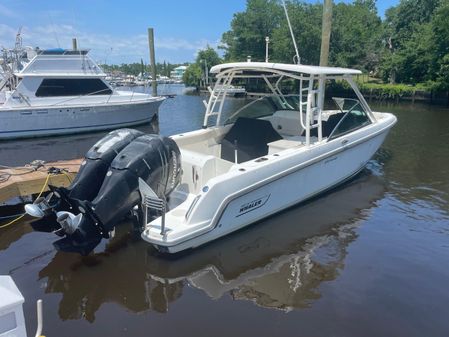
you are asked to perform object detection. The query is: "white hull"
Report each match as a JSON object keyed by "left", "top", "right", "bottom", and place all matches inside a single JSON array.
[
  {"left": 142, "top": 114, "right": 396, "bottom": 253},
  {"left": 0, "top": 98, "right": 164, "bottom": 139}
]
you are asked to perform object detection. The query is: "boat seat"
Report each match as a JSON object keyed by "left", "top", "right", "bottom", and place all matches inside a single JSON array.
[
  {"left": 269, "top": 110, "right": 305, "bottom": 136},
  {"left": 310, "top": 112, "right": 346, "bottom": 138},
  {"left": 221, "top": 117, "right": 282, "bottom": 163},
  {"left": 181, "top": 149, "right": 233, "bottom": 194},
  {"left": 267, "top": 138, "right": 303, "bottom": 154}
]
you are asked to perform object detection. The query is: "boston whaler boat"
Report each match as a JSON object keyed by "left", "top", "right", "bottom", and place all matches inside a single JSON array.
[
  {"left": 140, "top": 62, "right": 397, "bottom": 252},
  {"left": 0, "top": 48, "right": 165, "bottom": 139},
  {"left": 25, "top": 60, "right": 396, "bottom": 255}
]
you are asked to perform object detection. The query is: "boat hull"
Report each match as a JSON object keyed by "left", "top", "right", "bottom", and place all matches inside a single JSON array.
[
  {"left": 144, "top": 121, "right": 394, "bottom": 253},
  {"left": 0, "top": 99, "right": 164, "bottom": 139}
]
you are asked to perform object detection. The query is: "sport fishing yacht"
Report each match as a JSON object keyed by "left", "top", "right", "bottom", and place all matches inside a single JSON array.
[
  {"left": 0, "top": 49, "right": 165, "bottom": 139},
  {"left": 25, "top": 60, "right": 396, "bottom": 256}
]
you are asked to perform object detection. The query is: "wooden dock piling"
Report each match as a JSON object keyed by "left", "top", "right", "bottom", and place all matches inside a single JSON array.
[
  {"left": 148, "top": 28, "right": 158, "bottom": 97},
  {"left": 319, "top": 0, "right": 333, "bottom": 66}
]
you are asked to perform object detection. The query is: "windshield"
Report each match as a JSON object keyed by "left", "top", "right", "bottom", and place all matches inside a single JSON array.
[
  {"left": 224, "top": 94, "right": 303, "bottom": 125},
  {"left": 328, "top": 98, "right": 372, "bottom": 140}
]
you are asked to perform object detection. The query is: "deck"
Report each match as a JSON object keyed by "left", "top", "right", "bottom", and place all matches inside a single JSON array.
[{"left": 0, "top": 159, "right": 82, "bottom": 204}]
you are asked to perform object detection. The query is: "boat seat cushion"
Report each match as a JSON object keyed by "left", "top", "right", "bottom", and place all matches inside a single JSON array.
[
  {"left": 221, "top": 117, "right": 282, "bottom": 163},
  {"left": 269, "top": 110, "right": 304, "bottom": 136}
]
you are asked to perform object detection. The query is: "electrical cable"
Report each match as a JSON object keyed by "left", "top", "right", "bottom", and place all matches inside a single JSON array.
[{"left": 0, "top": 173, "right": 51, "bottom": 229}]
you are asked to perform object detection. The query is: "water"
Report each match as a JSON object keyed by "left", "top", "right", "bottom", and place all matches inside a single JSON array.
[{"left": 1, "top": 86, "right": 449, "bottom": 337}]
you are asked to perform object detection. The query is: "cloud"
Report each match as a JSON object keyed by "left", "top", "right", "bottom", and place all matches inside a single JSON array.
[
  {"left": 0, "top": 23, "right": 217, "bottom": 63},
  {"left": 0, "top": 24, "right": 17, "bottom": 38}
]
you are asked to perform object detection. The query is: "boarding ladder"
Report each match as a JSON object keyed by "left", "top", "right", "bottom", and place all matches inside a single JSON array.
[
  {"left": 202, "top": 73, "right": 235, "bottom": 127},
  {"left": 299, "top": 76, "right": 322, "bottom": 145}
]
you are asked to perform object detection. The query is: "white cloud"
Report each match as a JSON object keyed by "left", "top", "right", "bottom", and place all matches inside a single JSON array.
[
  {"left": 0, "top": 24, "right": 17, "bottom": 38},
  {"left": 0, "top": 23, "right": 217, "bottom": 63}
]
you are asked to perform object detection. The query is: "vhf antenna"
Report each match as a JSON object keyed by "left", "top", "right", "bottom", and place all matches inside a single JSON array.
[{"left": 282, "top": 0, "right": 301, "bottom": 64}]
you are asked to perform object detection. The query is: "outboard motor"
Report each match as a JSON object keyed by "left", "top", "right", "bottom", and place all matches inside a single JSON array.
[
  {"left": 25, "top": 129, "right": 144, "bottom": 233},
  {"left": 52, "top": 134, "right": 182, "bottom": 255}
]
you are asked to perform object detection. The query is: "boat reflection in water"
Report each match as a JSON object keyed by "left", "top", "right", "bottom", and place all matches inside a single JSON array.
[{"left": 38, "top": 168, "right": 385, "bottom": 320}]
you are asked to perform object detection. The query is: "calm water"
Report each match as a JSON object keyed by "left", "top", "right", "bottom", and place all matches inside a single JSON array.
[{"left": 1, "top": 85, "right": 449, "bottom": 337}]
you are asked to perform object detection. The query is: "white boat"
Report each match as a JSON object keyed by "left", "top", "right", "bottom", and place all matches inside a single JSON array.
[
  {"left": 0, "top": 276, "right": 27, "bottom": 337},
  {"left": 24, "top": 61, "right": 396, "bottom": 256},
  {"left": 0, "top": 49, "right": 165, "bottom": 139},
  {"left": 140, "top": 62, "right": 397, "bottom": 253},
  {"left": 0, "top": 275, "right": 44, "bottom": 337}
]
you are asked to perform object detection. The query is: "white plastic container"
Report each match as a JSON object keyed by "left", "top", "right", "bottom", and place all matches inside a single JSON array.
[{"left": 0, "top": 276, "right": 27, "bottom": 337}]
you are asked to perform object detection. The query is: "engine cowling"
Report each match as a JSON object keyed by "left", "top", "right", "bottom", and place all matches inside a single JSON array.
[
  {"left": 52, "top": 134, "right": 182, "bottom": 255},
  {"left": 27, "top": 128, "right": 144, "bottom": 233}
]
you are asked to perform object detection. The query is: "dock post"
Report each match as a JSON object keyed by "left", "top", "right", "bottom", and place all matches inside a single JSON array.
[
  {"left": 72, "top": 38, "right": 77, "bottom": 51},
  {"left": 148, "top": 28, "right": 158, "bottom": 97},
  {"left": 319, "top": 0, "right": 332, "bottom": 66}
]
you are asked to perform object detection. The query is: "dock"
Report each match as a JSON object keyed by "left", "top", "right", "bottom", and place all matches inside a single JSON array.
[{"left": 0, "top": 159, "right": 82, "bottom": 204}]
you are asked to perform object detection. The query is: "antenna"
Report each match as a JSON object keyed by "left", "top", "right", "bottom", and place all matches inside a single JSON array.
[
  {"left": 47, "top": 13, "right": 61, "bottom": 48},
  {"left": 282, "top": 0, "right": 300, "bottom": 64},
  {"left": 14, "top": 27, "right": 23, "bottom": 51}
]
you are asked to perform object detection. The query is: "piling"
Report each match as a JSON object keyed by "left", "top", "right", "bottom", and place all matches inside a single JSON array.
[
  {"left": 72, "top": 38, "right": 78, "bottom": 51},
  {"left": 319, "top": 0, "right": 333, "bottom": 66},
  {"left": 148, "top": 28, "right": 157, "bottom": 97}
]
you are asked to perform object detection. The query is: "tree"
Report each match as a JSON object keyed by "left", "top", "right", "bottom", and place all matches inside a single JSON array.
[
  {"left": 183, "top": 63, "right": 202, "bottom": 87},
  {"left": 330, "top": 1, "right": 383, "bottom": 72},
  {"left": 221, "top": 0, "right": 382, "bottom": 70},
  {"left": 380, "top": 0, "right": 442, "bottom": 83},
  {"left": 196, "top": 46, "right": 222, "bottom": 68},
  {"left": 271, "top": 2, "right": 322, "bottom": 65},
  {"left": 431, "top": 0, "right": 449, "bottom": 89},
  {"left": 221, "top": 0, "right": 283, "bottom": 62},
  {"left": 183, "top": 46, "right": 222, "bottom": 87}
]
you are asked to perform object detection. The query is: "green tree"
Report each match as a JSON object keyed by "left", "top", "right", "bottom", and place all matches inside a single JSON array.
[
  {"left": 196, "top": 46, "right": 222, "bottom": 68},
  {"left": 330, "top": 0, "right": 383, "bottom": 72},
  {"left": 221, "top": 0, "right": 283, "bottom": 61},
  {"left": 183, "top": 63, "right": 202, "bottom": 87},
  {"left": 431, "top": 0, "right": 449, "bottom": 89},
  {"left": 271, "top": 2, "right": 322, "bottom": 65},
  {"left": 380, "top": 0, "right": 441, "bottom": 83},
  {"left": 221, "top": 0, "right": 382, "bottom": 71},
  {"left": 183, "top": 46, "right": 222, "bottom": 87}
]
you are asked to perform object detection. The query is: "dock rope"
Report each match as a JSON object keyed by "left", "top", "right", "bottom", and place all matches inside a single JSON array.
[{"left": 0, "top": 160, "right": 76, "bottom": 184}]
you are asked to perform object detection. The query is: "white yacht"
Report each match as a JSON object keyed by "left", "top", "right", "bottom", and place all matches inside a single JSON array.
[
  {"left": 0, "top": 49, "right": 165, "bottom": 139},
  {"left": 24, "top": 60, "right": 396, "bottom": 256}
]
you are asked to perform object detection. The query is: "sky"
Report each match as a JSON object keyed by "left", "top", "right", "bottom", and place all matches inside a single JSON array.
[{"left": 0, "top": 0, "right": 398, "bottom": 65}]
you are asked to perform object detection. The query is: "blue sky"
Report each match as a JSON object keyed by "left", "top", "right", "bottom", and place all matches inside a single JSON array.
[{"left": 0, "top": 0, "right": 397, "bottom": 65}]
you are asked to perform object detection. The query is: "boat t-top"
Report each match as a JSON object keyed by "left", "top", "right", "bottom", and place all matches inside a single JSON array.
[
  {"left": 25, "top": 60, "right": 396, "bottom": 255},
  {"left": 0, "top": 48, "right": 165, "bottom": 139}
]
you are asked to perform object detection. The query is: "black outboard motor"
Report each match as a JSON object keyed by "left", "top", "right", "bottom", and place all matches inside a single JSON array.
[
  {"left": 52, "top": 134, "right": 182, "bottom": 255},
  {"left": 25, "top": 129, "right": 144, "bottom": 233}
]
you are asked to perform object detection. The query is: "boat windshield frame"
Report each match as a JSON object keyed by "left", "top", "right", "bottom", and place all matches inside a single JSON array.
[{"left": 203, "top": 64, "right": 376, "bottom": 146}]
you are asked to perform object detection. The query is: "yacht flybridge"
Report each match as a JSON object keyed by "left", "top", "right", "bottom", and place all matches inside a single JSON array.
[
  {"left": 0, "top": 49, "right": 165, "bottom": 139},
  {"left": 25, "top": 61, "right": 396, "bottom": 255}
]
